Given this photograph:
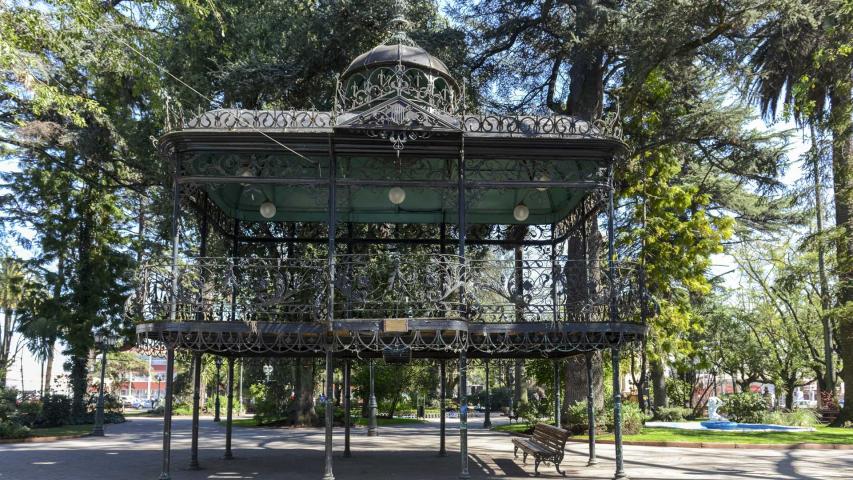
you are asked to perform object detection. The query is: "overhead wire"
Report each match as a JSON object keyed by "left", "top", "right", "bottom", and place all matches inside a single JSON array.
[{"left": 74, "top": 7, "right": 318, "bottom": 166}]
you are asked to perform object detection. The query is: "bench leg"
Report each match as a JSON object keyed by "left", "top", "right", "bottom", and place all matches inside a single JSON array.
[
  {"left": 534, "top": 457, "right": 541, "bottom": 476},
  {"left": 555, "top": 460, "right": 565, "bottom": 476},
  {"left": 513, "top": 446, "right": 518, "bottom": 459},
  {"left": 523, "top": 452, "right": 528, "bottom": 464}
]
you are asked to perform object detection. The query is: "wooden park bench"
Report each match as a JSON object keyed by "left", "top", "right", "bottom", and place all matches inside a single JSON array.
[{"left": 512, "top": 423, "right": 570, "bottom": 476}]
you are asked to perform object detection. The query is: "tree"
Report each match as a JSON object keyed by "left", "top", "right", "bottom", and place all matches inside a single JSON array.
[
  {"left": 455, "top": 0, "right": 789, "bottom": 413},
  {"left": 0, "top": 258, "right": 26, "bottom": 388},
  {"left": 743, "top": 0, "right": 853, "bottom": 421},
  {"left": 105, "top": 351, "right": 148, "bottom": 395}
]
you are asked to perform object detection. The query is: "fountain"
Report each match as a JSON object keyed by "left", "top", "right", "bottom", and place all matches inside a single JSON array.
[{"left": 701, "top": 396, "right": 739, "bottom": 430}]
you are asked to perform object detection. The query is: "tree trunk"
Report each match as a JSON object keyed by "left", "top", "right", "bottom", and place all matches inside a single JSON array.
[
  {"left": 785, "top": 384, "right": 795, "bottom": 411},
  {"left": 0, "top": 308, "right": 11, "bottom": 389},
  {"left": 513, "top": 359, "right": 527, "bottom": 408},
  {"left": 562, "top": 352, "right": 604, "bottom": 415},
  {"left": 811, "top": 126, "right": 836, "bottom": 406},
  {"left": 650, "top": 357, "right": 668, "bottom": 409},
  {"left": 829, "top": 83, "right": 853, "bottom": 425},
  {"left": 289, "top": 357, "right": 316, "bottom": 426},
  {"left": 70, "top": 353, "right": 88, "bottom": 419}
]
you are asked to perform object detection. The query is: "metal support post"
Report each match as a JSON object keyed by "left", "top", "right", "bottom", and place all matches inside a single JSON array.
[
  {"left": 483, "top": 360, "right": 491, "bottom": 428},
  {"left": 554, "top": 360, "right": 561, "bottom": 427},
  {"left": 608, "top": 168, "right": 628, "bottom": 480},
  {"left": 214, "top": 357, "right": 222, "bottom": 422},
  {"left": 439, "top": 359, "right": 446, "bottom": 456},
  {"left": 224, "top": 357, "right": 234, "bottom": 460},
  {"left": 322, "top": 350, "right": 335, "bottom": 480},
  {"left": 586, "top": 351, "right": 598, "bottom": 466},
  {"left": 458, "top": 352, "right": 470, "bottom": 479},
  {"left": 368, "top": 360, "right": 378, "bottom": 437},
  {"left": 344, "top": 359, "right": 351, "bottom": 458},
  {"left": 159, "top": 347, "right": 175, "bottom": 480},
  {"left": 190, "top": 353, "right": 202, "bottom": 469}
]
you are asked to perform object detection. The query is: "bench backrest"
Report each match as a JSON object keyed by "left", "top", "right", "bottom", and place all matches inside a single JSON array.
[{"left": 532, "top": 424, "right": 570, "bottom": 452}]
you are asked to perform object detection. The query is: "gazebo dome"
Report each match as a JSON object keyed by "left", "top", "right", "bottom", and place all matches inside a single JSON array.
[
  {"left": 335, "top": 15, "right": 461, "bottom": 117},
  {"left": 341, "top": 40, "right": 457, "bottom": 88}
]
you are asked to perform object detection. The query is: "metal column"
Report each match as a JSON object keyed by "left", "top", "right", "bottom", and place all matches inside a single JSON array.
[
  {"left": 160, "top": 160, "right": 180, "bottom": 480},
  {"left": 483, "top": 360, "right": 491, "bottom": 428},
  {"left": 457, "top": 133, "right": 470, "bottom": 480},
  {"left": 189, "top": 353, "right": 202, "bottom": 469},
  {"left": 224, "top": 357, "right": 235, "bottom": 460},
  {"left": 439, "top": 359, "right": 446, "bottom": 456},
  {"left": 608, "top": 167, "right": 627, "bottom": 480},
  {"left": 586, "top": 351, "right": 598, "bottom": 466},
  {"left": 368, "top": 360, "right": 378, "bottom": 436},
  {"left": 458, "top": 351, "right": 470, "bottom": 479},
  {"left": 323, "top": 136, "right": 337, "bottom": 480},
  {"left": 553, "top": 360, "right": 561, "bottom": 427},
  {"left": 322, "top": 351, "right": 335, "bottom": 480},
  {"left": 344, "top": 359, "right": 351, "bottom": 458},
  {"left": 159, "top": 347, "right": 175, "bottom": 480}
]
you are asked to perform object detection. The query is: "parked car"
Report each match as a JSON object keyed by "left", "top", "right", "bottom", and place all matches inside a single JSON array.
[{"left": 121, "top": 396, "right": 144, "bottom": 409}]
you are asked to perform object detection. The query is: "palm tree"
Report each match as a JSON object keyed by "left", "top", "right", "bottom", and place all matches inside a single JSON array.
[
  {"left": 15, "top": 283, "right": 58, "bottom": 396},
  {"left": 744, "top": 1, "right": 853, "bottom": 423},
  {"left": 0, "top": 257, "right": 26, "bottom": 388}
]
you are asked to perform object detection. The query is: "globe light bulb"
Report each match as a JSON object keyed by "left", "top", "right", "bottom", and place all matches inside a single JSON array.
[
  {"left": 536, "top": 173, "right": 550, "bottom": 192},
  {"left": 513, "top": 203, "right": 530, "bottom": 222},
  {"left": 259, "top": 201, "right": 277, "bottom": 219},
  {"left": 388, "top": 186, "right": 406, "bottom": 205},
  {"left": 238, "top": 166, "right": 254, "bottom": 186}
]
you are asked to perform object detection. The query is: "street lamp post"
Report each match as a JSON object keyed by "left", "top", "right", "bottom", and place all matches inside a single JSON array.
[
  {"left": 92, "top": 332, "right": 117, "bottom": 437},
  {"left": 214, "top": 356, "right": 223, "bottom": 422},
  {"left": 156, "top": 374, "right": 164, "bottom": 403},
  {"left": 263, "top": 364, "right": 273, "bottom": 384}
]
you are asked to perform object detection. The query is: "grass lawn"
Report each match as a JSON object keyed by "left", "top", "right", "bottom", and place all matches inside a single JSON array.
[
  {"left": 495, "top": 424, "right": 853, "bottom": 445},
  {"left": 599, "top": 426, "right": 853, "bottom": 445},
  {"left": 494, "top": 423, "right": 534, "bottom": 434},
  {"left": 230, "top": 416, "right": 426, "bottom": 428},
  {"left": 29, "top": 424, "right": 94, "bottom": 437}
]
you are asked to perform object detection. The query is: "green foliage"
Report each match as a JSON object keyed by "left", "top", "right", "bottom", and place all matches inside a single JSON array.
[
  {"left": 470, "top": 386, "right": 512, "bottom": 411},
  {"left": 564, "top": 400, "right": 603, "bottom": 435},
  {"left": 721, "top": 393, "right": 767, "bottom": 423},
  {"left": 39, "top": 394, "right": 72, "bottom": 428},
  {"left": 249, "top": 382, "right": 292, "bottom": 425},
  {"left": 665, "top": 378, "right": 693, "bottom": 408},
  {"left": 653, "top": 407, "right": 693, "bottom": 422},
  {"left": 763, "top": 410, "right": 820, "bottom": 428},
  {"left": 604, "top": 402, "right": 646, "bottom": 435}
]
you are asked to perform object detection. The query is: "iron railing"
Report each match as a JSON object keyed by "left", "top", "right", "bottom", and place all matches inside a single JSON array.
[{"left": 128, "top": 254, "right": 643, "bottom": 324}]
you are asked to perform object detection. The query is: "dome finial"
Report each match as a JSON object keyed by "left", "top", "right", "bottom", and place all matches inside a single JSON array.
[{"left": 388, "top": 0, "right": 411, "bottom": 41}]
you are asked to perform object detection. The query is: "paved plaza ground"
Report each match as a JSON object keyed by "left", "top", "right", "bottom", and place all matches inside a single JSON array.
[{"left": 0, "top": 416, "right": 850, "bottom": 479}]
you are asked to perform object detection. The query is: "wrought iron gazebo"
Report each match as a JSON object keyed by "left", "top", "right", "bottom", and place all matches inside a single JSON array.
[{"left": 133, "top": 9, "right": 646, "bottom": 480}]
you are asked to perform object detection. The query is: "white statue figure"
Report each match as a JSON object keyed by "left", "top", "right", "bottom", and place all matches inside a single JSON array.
[{"left": 707, "top": 396, "right": 725, "bottom": 421}]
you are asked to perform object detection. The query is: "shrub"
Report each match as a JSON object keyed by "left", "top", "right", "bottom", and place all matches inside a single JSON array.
[
  {"left": 605, "top": 402, "right": 645, "bottom": 435},
  {"left": 0, "top": 420, "right": 29, "bottom": 439},
  {"left": 721, "top": 392, "right": 766, "bottom": 423},
  {"left": 172, "top": 402, "right": 192, "bottom": 416},
  {"left": 665, "top": 378, "right": 693, "bottom": 408},
  {"left": 16, "top": 400, "right": 41, "bottom": 428},
  {"left": 515, "top": 401, "right": 541, "bottom": 426},
  {"left": 470, "top": 387, "right": 512, "bottom": 411},
  {"left": 763, "top": 410, "right": 819, "bottom": 427},
  {"left": 653, "top": 407, "right": 693, "bottom": 422},
  {"left": 564, "top": 400, "right": 604, "bottom": 434},
  {"left": 39, "top": 394, "right": 72, "bottom": 427}
]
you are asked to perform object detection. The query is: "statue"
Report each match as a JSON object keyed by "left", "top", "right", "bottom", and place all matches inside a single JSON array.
[{"left": 707, "top": 396, "right": 725, "bottom": 421}]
